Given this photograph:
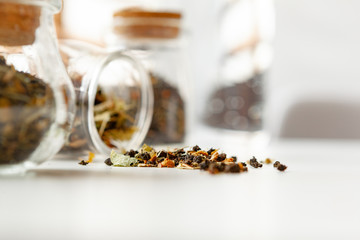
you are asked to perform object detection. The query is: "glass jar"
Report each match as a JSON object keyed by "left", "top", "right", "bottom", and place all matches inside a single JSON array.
[
  {"left": 106, "top": 8, "right": 187, "bottom": 147},
  {"left": 58, "top": 40, "right": 153, "bottom": 156},
  {"left": 0, "top": 0, "right": 75, "bottom": 175},
  {"left": 204, "top": 0, "right": 275, "bottom": 132}
]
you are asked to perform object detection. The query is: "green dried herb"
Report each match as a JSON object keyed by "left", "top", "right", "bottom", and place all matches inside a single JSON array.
[
  {"left": 0, "top": 56, "right": 55, "bottom": 164},
  {"left": 110, "top": 149, "right": 138, "bottom": 167}
]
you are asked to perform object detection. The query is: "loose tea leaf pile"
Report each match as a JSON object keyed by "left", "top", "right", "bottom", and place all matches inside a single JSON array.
[
  {"left": 145, "top": 74, "right": 185, "bottom": 144},
  {"left": 103, "top": 144, "right": 287, "bottom": 174},
  {"left": 0, "top": 56, "right": 55, "bottom": 164}
]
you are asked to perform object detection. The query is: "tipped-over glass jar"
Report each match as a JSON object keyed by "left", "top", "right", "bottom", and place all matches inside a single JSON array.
[
  {"left": 106, "top": 8, "right": 188, "bottom": 147},
  {"left": 58, "top": 40, "right": 153, "bottom": 156},
  {"left": 0, "top": 0, "right": 75, "bottom": 175}
]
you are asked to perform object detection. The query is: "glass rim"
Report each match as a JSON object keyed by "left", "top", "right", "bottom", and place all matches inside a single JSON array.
[{"left": 87, "top": 50, "right": 153, "bottom": 155}]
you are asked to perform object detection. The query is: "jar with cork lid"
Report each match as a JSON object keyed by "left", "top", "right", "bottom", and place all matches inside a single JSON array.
[
  {"left": 0, "top": 0, "right": 75, "bottom": 175},
  {"left": 106, "top": 7, "right": 188, "bottom": 147}
]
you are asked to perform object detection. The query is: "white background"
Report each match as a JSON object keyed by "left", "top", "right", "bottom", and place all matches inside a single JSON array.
[{"left": 61, "top": 0, "right": 360, "bottom": 139}]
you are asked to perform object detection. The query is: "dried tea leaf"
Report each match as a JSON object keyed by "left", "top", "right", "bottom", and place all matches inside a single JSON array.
[
  {"left": 141, "top": 144, "right": 153, "bottom": 152},
  {"left": 110, "top": 149, "right": 138, "bottom": 167}
]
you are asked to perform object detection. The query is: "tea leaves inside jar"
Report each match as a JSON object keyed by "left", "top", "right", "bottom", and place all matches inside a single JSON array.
[
  {"left": 0, "top": 56, "right": 55, "bottom": 164},
  {"left": 144, "top": 73, "right": 185, "bottom": 145},
  {"left": 205, "top": 74, "right": 263, "bottom": 131},
  {"left": 94, "top": 87, "right": 138, "bottom": 148},
  {"left": 64, "top": 73, "right": 139, "bottom": 152}
]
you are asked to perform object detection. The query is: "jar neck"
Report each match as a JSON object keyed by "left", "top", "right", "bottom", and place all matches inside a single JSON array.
[
  {"left": 107, "top": 34, "right": 183, "bottom": 53},
  {"left": 86, "top": 51, "right": 153, "bottom": 154}
]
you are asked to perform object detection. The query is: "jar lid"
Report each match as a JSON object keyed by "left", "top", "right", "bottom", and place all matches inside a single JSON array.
[
  {"left": 0, "top": 2, "right": 40, "bottom": 46},
  {"left": 0, "top": 0, "right": 61, "bottom": 46},
  {"left": 113, "top": 8, "right": 182, "bottom": 39}
]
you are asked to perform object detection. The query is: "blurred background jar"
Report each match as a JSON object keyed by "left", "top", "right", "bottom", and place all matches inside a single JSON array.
[
  {"left": 106, "top": 7, "right": 188, "bottom": 146},
  {"left": 58, "top": 40, "right": 153, "bottom": 156},
  {"left": 204, "top": 0, "right": 275, "bottom": 133},
  {"left": 0, "top": 0, "right": 75, "bottom": 175}
]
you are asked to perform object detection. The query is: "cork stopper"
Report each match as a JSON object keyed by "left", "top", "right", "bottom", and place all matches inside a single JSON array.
[
  {"left": 0, "top": 2, "right": 41, "bottom": 46},
  {"left": 113, "top": 8, "right": 182, "bottom": 39}
]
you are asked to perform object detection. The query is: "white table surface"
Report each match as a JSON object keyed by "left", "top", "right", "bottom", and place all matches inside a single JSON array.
[{"left": 1, "top": 129, "right": 360, "bottom": 240}]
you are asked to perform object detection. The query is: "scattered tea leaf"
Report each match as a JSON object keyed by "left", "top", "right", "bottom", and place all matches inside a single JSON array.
[{"left": 110, "top": 149, "right": 138, "bottom": 167}]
